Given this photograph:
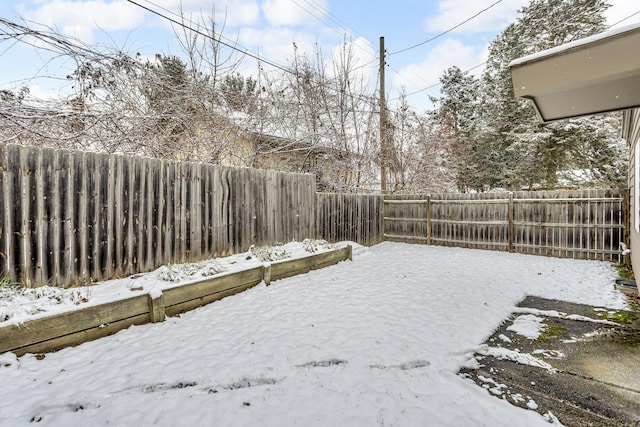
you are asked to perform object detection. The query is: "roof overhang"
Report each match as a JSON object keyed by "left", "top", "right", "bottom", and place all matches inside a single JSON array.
[{"left": 509, "top": 23, "right": 640, "bottom": 122}]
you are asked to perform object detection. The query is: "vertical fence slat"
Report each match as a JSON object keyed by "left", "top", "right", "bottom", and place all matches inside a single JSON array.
[
  {"left": 105, "top": 155, "right": 115, "bottom": 280},
  {"left": 2, "top": 169, "right": 15, "bottom": 284},
  {"left": 19, "top": 148, "right": 33, "bottom": 286},
  {"left": 91, "top": 153, "right": 102, "bottom": 282},
  {"left": 35, "top": 149, "right": 47, "bottom": 284},
  {"left": 50, "top": 150, "right": 62, "bottom": 286},
  {"left": 79, "top": 153, "right": 90, "bottom": 283}
]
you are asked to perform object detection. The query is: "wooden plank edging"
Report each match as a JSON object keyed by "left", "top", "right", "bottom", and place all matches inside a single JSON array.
[
  {"left": 0, "top": 245, "right": 352, "bottom": 356},
  {"left": 269, "top": 246, "right": 352, "bottom": 282}
]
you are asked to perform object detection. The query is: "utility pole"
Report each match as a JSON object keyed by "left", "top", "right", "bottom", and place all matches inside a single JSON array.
[{"left": 379, "top": 36, "right": 387, "bottom": 193}]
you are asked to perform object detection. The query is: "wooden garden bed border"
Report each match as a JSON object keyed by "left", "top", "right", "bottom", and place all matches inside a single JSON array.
[{"left": 0, "top": 245, "right": 352, "bottom": 356}]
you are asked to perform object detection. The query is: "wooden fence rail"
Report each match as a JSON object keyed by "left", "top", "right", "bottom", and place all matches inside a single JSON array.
[
  {"left": 384, "top": 189, "right": 628, "bottom": 262},
  {"left": 0, "top": 144, "right": 316, "bottom": 287}
]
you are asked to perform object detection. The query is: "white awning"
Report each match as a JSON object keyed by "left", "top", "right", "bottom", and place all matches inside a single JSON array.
[{"left": 509, "top": 23, "right": 640, "bottom": 122}]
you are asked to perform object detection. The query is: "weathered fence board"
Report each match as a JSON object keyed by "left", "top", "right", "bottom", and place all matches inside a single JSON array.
[
  {"left": 384, "top": 194, "right": 430, "bottom": 244},
  {"left": 316, "top": 193, "right": 384, "bottom": 246},
  {"left": 0, "top": 144, "right": 316, "bottom": 287},
  {"left": 511, "top": 189, "right": 625, "bottom": 260},
  {"left": 383, "top": 190, "right": 627, "bottom": 261}
]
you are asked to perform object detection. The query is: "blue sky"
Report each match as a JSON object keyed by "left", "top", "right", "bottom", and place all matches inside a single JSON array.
[{"left": 1, "top": 0, "right": 639, "bottom": 110}]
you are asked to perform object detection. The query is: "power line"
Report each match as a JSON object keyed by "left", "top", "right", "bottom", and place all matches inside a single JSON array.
[
  {"left": 388, "top": 6, "right": 640, "bottom": 103},
  {"left": 136, "top": 0, "right": 271, "bottom": 59},
  {"left": 298, "top": 0, "right": 371, "bottom": 44},
  {"left": 125, "top": 0, "right": 292, "bottom": 73},
  {"left": 126, "top": 0, "right": 379, "bottom": 107},
  {"left": 381, "top": 0, "right": 506, "bottom": 93},
  {"left": 389, "top": 0, "right": 503, "bottom": 56},
  {"left": 389, "top": 62, "right": 485, "bottom": 102},
  {"left": 290, "top": 0, "right": 380, "bottom": 70},
  {"left": 290, "top": 0, "right": 341, "bottom": 37}
]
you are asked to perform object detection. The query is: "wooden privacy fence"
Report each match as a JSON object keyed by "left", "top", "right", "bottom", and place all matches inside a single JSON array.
[
  {"left": 384, "top": 189, "right": 628, "bottom": 261},
  {"left": 0, "top": 144, "right": 316, "bottom": 287},
  {"left": 316, "top": 193, "right": 384, "bottom": 246},
  {"left": 0, "top": 143, "right": 630, "bottom": 288}
]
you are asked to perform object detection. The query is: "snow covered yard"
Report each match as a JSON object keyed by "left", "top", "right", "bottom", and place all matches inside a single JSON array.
[{"left": 0, "top": 242, "right": 628, "bottom": 426}]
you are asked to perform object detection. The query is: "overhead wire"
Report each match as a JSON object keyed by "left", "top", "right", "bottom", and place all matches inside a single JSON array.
[
  {"left": 381, "top": 0, "right": 506, "bottom": 98},
  {"left": 388, "top": 6, "right": 640, "bottom": 103},
  {"left": 289, "top": 0, "right": 380, "bottom": 78},
  {"left": 388, "top": 0, "right": 504, "bottom": 56},
  {"left": 126, "top": 0, "right": 380, "bottom": 107},
  {"left": 289, "top": 0, "right": 342, "bottom": 38},
  {"left": 125, "top": 0, "right": 292, "bottom": 73},
  {"left": 133, "top": 0, "right": 260, "bottom": 53}
]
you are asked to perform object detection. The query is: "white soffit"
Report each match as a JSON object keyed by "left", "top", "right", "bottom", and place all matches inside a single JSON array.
[{"left": 509, "top": 23, "right": 640, "bottom": 122}]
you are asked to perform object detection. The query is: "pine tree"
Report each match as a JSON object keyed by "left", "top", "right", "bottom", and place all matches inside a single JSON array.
[
  {"left": 431, "top": 66, "right": 481, "bottom": 191},
  {"left": 220, "top": 72, "right": 258, "bottom": 112},
  {"left": 474, "top": 0, "right": 626, "bottom": 190}
]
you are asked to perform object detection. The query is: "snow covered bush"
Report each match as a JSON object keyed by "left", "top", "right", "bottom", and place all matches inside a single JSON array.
[
  {"left": 249, "top": 245, "right": 290, "bottom": 262},
  {"left": 0, "top": 283, "right": 85, "bottom": 323},
  {"left": 302, "top": 238, "right": 333, "bottom": 253},
  {"left": 158, "top": 260, "right": 227, "bottom": 283}
]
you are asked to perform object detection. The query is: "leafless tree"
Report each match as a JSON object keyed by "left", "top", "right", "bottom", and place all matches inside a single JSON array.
[
  {"left": 249, "top": 40, "right": 380, "bottom": 191},
  {"left": 385, "top": 94, "right": 457, "bottom": 193},
  {"left": 1, "top": 15, "right": 451, "bottom": 194}
]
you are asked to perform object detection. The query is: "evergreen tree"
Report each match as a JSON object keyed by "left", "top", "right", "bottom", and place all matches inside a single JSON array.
[
  {"left": 474, "top": 0, "right": 626, "bottom": 190},
  {"left": 220, "top": 72, "right": 258, "bottom": 113},
  {"left": 143, "top": 55, "right": 201, "bottom": 158},
  {"left": 430, "top": 66, "right": 481, "bottom": 191}
]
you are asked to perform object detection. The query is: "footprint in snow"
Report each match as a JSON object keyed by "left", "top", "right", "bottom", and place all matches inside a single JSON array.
[
  {"left": 370, "top": 360, "right": 431, "bottom": 370},
  {"left": 207, "top": 377, "right": 279, "bottom": 394},
  {"left": 141, "top": 381, "right": 198, "bottom": 393},
  {"left": 29, "top": 401, "right": 100, "bottom": 423},
  {"left": 296, "top": 359, "right": 348, "bottom": 368}
]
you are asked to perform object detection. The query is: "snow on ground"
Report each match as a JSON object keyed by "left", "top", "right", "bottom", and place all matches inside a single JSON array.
[
  {"left": 0, "top": 239, "right": 336, "bottom": 326},
  {"left": 0, "top": 242, "right": 628, "bottom": 426},
  {"left": 506, "top": 314, "right": 545, "bottom": 339}
]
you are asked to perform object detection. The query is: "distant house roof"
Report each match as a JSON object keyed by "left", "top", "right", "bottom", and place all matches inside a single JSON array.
[{"left": 509, "top": 22, "right": 640, "bottom": 122}]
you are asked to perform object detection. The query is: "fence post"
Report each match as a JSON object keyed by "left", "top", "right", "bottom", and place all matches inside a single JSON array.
[
  {"left": 508, "top": 192, "right": 514, "bottom": 253},
  {"left": 148, "top": 291, "right": 166, "bottom": 323},
  {"left": 426, "top": 195, "right": 431, "bottom": 245},
  {"left": 263, "top": 263, "right": 272, "bottom": 286}
]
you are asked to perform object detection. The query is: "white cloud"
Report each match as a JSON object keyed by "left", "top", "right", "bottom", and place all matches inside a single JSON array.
[
  {"left": 326, "top": 36, "right": 377, "bottom": 87},
  {"left": 20, "top": 0, "right": 262, "bottom": 44},
  {"left": 261, "top": 0, "right": 327, "bottom": 26},
  {"left": 390, "top": 38, "right": 488, "bottom": 109},
  {"left": 238, "top": 27, "right": 316, "bottom": 66},
  {"left": 23, "top": 0, "right": 146, "bottom": 43},
  {"left": 424, "top": 0, "right": 529, "bottom": 34},
  {"left": 152, "top": 0, "right": 260, "bottom": 27},
  {"left": 426, "top": 0, "right": 640, "bottom": 34}
]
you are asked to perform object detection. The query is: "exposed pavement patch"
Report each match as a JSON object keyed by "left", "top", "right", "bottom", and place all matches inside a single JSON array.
[{"left": 460, "top": 296, "right": 640, "bottom": 427}]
